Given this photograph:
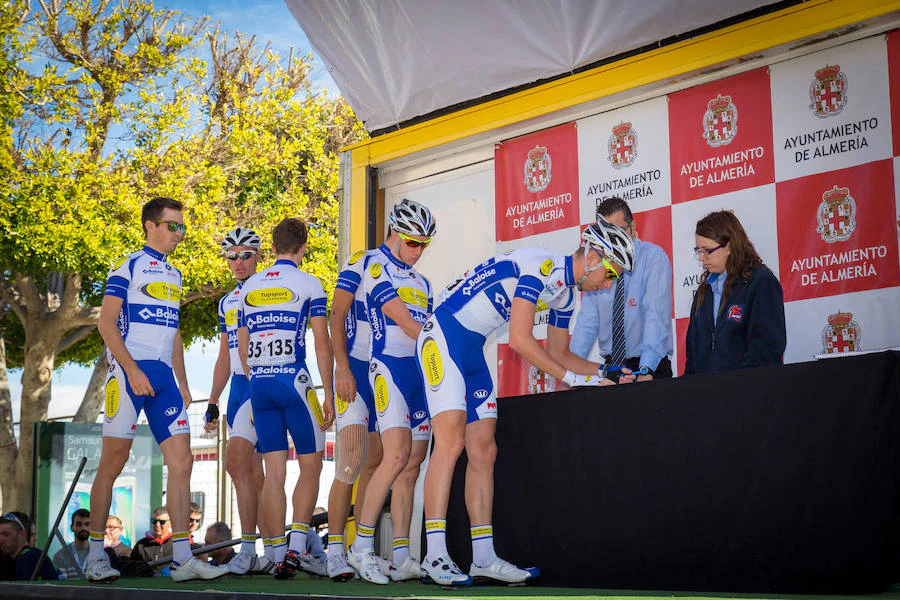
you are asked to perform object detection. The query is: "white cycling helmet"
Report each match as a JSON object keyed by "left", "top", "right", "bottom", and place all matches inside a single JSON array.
[
  {"left": 220, "top": 226, "right": 261, "bottom": 251},
  {"left": 581, "top": 215, "right": 635, "bottom": 272},
  {"left": 388, "top": 198, "right": 436, "bottom": 237}
]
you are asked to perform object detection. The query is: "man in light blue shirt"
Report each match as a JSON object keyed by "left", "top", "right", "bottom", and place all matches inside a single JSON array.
[{"left": 571, "top": 197, "right": 673, "bottom": 381}]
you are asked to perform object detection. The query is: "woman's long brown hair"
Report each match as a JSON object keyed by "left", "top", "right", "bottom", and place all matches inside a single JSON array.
[{"left": 694, "top": 211, "right": 764, "bottom": 315}]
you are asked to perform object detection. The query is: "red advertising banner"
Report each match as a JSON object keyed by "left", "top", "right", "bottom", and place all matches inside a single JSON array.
[
  {"left": 776, "top": 159, "right": 900, "bottom": 302},
  {"left": 633, "top": 205, "right": 675, "bottom": 317},
  {"left": 888, "top": 30, "right": 900, "bottom": 157},
  {"left": 668, "top": 68, "right": 775, "bottom": 203},
  {"left": 497, "top": 341, "right": 557, "bottom": 398},
  {"left": 495, "top": 122, "right": 580, "bottom": 241},
  {"left": 675, "top": 317, "right": 690, "bottom": 377}
]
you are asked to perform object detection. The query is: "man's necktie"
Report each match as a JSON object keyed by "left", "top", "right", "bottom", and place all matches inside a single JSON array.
[{"left": 610, "top": 277, "right": 626, "bottom": 367}]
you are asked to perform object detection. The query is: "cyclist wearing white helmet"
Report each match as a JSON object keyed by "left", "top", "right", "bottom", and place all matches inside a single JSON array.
[
  {"left": 203, "top": 226, "right": 276, "bottom": 575},
  {"left": 347, "top": 198, "right": 435, "bottom": 585},
  {"left": 415, "top": 217, "right": 634, "bottom": 587}
]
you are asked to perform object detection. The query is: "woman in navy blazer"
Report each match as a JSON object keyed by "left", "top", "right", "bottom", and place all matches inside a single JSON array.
[{"left": 684, "top": 211, "right": 786, "bottom": 375}]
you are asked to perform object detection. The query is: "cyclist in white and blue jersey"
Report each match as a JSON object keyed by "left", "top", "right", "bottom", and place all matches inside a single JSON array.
[
  {"left": 325, "top": 247, "right": 384, "bottom": 581},
  {"left": 201, "top": 227, "right": 277, "bottom": 575},
  {"left": 347, "top": 199, "right": 435, "bottom": 585},
  {"left": 417, "top": 216, "right": 636, "bottom": 586},
  {"left": 87, "top": 197, "right": 227, "bottom": 584},
  {"left": 237, "top": 218, "right": 334, "bottom": 580}
]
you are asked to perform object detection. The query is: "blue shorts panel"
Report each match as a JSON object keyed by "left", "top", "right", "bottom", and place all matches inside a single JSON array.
[
  {"left": 249, "top": 364, "right": 318, "bottom": 454},
  {"left": 226, "top": 374, "right": 250, "bottom": 429},
  {"left": 349, "top": 356, "right": 378, "bottom": 433},
  {"left": 435, "top": 310, "right": 494, "bottom": 424},
  {"left": 376, "top": 354, "right": 427, "bottom": 429},
  {"left": 121, "top": 360, "right": 189, "bottom": 444}
]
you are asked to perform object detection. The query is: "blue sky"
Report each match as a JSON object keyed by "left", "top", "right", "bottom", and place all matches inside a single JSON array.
[
  {"left": 179, "top": 0, "right": 338, "bottom": 94},
  {"left": 8, "top": 0, "right": 337, "bottom": 423}
]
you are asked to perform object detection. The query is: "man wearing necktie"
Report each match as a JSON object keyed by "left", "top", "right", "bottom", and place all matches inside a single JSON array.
[{"left": 571, "top": 197, "right": 674, "bottom": 381}]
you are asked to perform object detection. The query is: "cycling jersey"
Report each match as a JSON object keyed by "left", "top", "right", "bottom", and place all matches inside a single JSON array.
[
  {"left": 239, "top": 259, "right": 328, "bottom": 454},
  {"left": 435, "top": 248, "right": 576, "bottom": 336},
  {"left": 363, "top": 244, "right": 432, "bottom": 359},
  {"left": 419, "top": 248, "right": 576, "bottom": 423},
  {"left": 218, "top": 284, "right": 244, "bottom": 376},
  {"left": 102, "top": 246, "right": 188, "bottom": 443},
  {"left": 239, "top": 259, "right": 327, "bottom": 368},
  {"left": 335, "top": 249, "right": 379, "bottom": 362},
  {"left": 361, "top": 245, "right": 432, "bottom": 436},
  {"left": 104, "top": 246, "right": 182, "bottom": 366},
  {"left": 335, "top": 250, "right": 380, "bottom": 434}
]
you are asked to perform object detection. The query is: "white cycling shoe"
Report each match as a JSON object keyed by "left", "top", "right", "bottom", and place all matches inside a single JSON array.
[
  {"left": 421, "top": 553, "right": 472, "bottom": 586},
  {"left": 389, "top": 556, "right": 421, "bottom": 581},
  {"left": 470, "top": 556, "right": 539, "bottom": 584},
  {"left": 171, "top": 556, "right": 229, "bottom": 582},
  {"left": 226, "top": 551, "right": 255, "bottom": 575},
  {"left": 85, "top": 556, "right": 120, "bottom": 582},
  {"left": 326, "top": 551, "right": 356, "bottom": 582},
  {"left": 347, "top": 549, "right": 389, "bottom": 585}
]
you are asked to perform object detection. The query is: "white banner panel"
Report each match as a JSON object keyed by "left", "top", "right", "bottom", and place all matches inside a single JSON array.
[
  {"left": 670, "top": 184, "right": 779, "bottom": 319},
  {"left": 783, "top": 287, "right": 900, "bottom": 363},
  {"left": 577, "top": 96, "right": 672, "bottom": 223},
  {"left": 771, "top": 35, "right": 893, "bottom": 182}
]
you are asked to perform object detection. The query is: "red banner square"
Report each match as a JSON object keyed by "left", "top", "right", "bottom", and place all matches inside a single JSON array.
[
  {"left": 634, "top": 205, "right": 674, "bottom": 317},
  {"left": 776, "top": 159, "right": 900, "bottom": 301},
  {"left": 888, "top": 30, "right": 900, "bottom": 157},
  {"left": 675, "top": 317, "right": 690, "bottom": 377},
  {"left": 668, "top": 68, "right": 775, "bottom": 203},
  {"left": 497, "top": 341, "right": 558, "bottom": 398},
  {"left": 495, "top": 122, "right": 580, "bottom": 241}
]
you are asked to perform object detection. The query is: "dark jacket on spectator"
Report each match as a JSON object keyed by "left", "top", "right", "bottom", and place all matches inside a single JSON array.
[{"left": 685, "top": 265, "right": 786, "bottom": 375}]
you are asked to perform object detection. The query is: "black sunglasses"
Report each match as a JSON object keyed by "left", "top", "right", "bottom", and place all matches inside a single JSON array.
[{"left": 151, "top": 519, "right": 169, "bottom": 525}]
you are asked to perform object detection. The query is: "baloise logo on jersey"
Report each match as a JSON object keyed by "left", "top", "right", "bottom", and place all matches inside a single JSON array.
[
  {"left": 132, "top": 304, "right": 179, "bottom": 326},
  {"left": 246, "top": 311, "right": 297, "bottom": 330}
]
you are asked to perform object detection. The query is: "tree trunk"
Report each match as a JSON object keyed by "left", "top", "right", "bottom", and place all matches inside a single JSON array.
[
  {"left": 73, "top": 349, "right": 108, "bottom": 423},
  {"left": 14, "top": 329, "right": 57, "bottom": 513},
  {"left": 0, "top": 333, "right": 22, "bottom": 511}
]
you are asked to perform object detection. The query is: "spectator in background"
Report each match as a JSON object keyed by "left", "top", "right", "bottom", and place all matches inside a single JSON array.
[
  {"left": 684, "top": 210, "right": 786, "bottom": 375},
  {"left": 571, "top": 197, "right": 674, "bottom": 381},
  {"left": 0, "top": 512, "right": 60, "bottom": 581},
  {"left": 188, "top": 503, "right": 203, "bottom": 540},
  {"left": 10, "top": 512, "right": 36, "bottom": 547},
  {"left": 131, "top": 507, "right": 173, "bottom": 572},
  {"left": 104, "top": 515, "right": 131, "bottom": 560},
  {"left": 204, "top": 522, "right": 235, "bottom": 566},
  {"left": 53, "top": 508, "right": 91, "bottom": 579}
]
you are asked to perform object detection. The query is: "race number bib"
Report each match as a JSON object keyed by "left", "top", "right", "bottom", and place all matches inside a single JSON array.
[{"left": 247, "top": 329, "right": 296, "bottom": 366}]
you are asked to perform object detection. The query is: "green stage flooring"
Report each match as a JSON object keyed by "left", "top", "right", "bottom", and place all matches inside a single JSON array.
[{"left": 11, "top": 576, "right": 900, "bottom": 600}]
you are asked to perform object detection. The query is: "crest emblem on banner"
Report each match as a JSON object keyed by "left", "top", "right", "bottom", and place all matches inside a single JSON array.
[
  {"left": 809, "top": 64, "right": 848, "bottom": 118},
  {"left": 527, "top": 365, "right": 556, "bottom": 394},
  {"left": 607, "top": 122, "right": 637, "bottom": 169},
  {"left": 702, "top": 94, "right": 738, "bottom": 147},
  {"left": 815, "top": 185, "right": 856, "bottom": 243},
  {"left": 523, "top": 145, "right": 552, "bottom": 192},
  {"left": 822, "top": 310, "right": 860, "bottom": 353}
]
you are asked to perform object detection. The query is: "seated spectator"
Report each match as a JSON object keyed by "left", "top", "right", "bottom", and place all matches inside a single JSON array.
[
  {"left": 104, "top": 515, "right": 131, "bottom": 559},
  {"left": 53, "top": 508, "right": 91, "bottom": 579},
  {"left": 131, "top": 507, "right": 173, "bottom": 573},
  {"left": 0, "top": 512, "right": 60, "bottom": 581},
  {"left": 203, "top": 522, "right": 234, "bottom": 566}
]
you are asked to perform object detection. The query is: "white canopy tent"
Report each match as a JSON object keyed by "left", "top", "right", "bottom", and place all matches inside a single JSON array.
[{"left": 285, "top": 0, "right": 780, "bottom": 132}]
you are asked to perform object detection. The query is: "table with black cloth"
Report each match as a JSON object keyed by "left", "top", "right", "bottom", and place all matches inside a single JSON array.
[{"left": 444, "top": 351, "right": 900, "bottom": 593}]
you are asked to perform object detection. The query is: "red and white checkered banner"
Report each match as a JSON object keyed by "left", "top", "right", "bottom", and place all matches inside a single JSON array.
[{"left": 493, "top": 31, "right": 900, "bottom": 395}]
